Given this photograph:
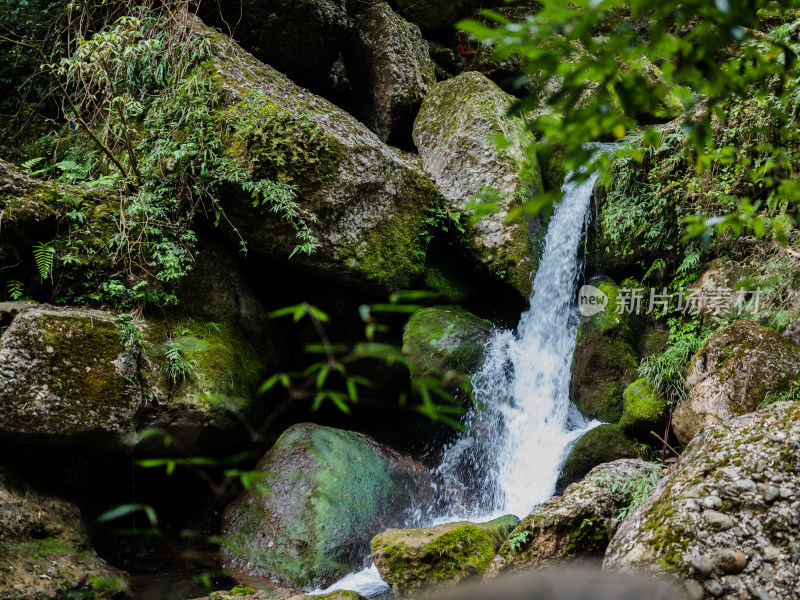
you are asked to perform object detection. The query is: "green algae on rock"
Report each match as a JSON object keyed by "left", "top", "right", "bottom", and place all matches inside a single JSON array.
[
  {"left": 185, "top": 19, "right": 442, "bottom": 293},
  {"left": 371, "top": 515, "right": 519, "bottom": 597},
  {"left": 619, "top": 378, "right": 669, "bottom": 440},
  {"left": 571, "top": 277, "right": 639, "bottom": 423},
  {"left": 556, "top": 424, "right": 639, "bottom": 493},
  {"left": 401, "top": 306, "right": 494, "bottom": 384},
  {"left": 413, "top": 72, "right": 544, "bottom": 296},
  {"left": 672, "top": 320, "right": 800, "bottom": 446},
  {"left": 221, "top": 423, "right": 434, "bottom": 589}
]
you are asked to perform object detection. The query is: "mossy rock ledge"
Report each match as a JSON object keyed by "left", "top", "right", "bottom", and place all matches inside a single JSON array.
[
  {"left": 371, "top": 515, "right": 519, "bottom": 597},
  {"left": 0, "top": 466, "right": 130, "bottom": 600},
  {"left": 570, "top": 277, "right": 639, "bottom": 423},
  {"left": 221, "top": 423, "right": 434, "bottom": 590},
  {"left": 413, "top": 72, "right": 544, "bottom": 296},
  {"left": 190, "top": 18, "right": 442, "bottom": 293},
  {"left": 0, "top": 303, "right": 274, "bottom": 451},
  {"left": 491, "top": 459, "right": 661, "bottom": 576},
  {"left": 191, "top": 586, "right": 362, "bottom": 600},
  {"left": 604, "top": 402, "right": 800, "bottom": 600},
  {"left": 672, "top": 320, "right": 800, "bottom": 446},
  {"left": 555, "top": 424, "right": 638, "bottom": 493}
]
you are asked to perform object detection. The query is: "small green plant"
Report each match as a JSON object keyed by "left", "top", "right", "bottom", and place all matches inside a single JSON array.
[
  {"left": 638, "top": 319, "right": 711, "bottom": 404},
  {"left": 204, "top": 321, "right": 220, "bottom": 337},
  {"left": 507, "top": 529, "right": 531, "bottom": 552},
  {"left": 32, "top": 241, "right": 55, "bottom": 280},
  {"left": 162, "top": 339, "right": 198, "bottom": 384},
  {"left": 597, "top": 463, "right": 664, "bottom": 520},
  {"left": 6, "top": 280, "right": 24, "bottom": 301}
]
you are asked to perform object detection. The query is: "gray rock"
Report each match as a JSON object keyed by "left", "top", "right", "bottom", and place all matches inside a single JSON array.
[
  {"left": 604, "top": 402, "right": 800, "bottom": 599},
  {"left": 348, "top": 2, "right": 435, "bottom": 144},
  {"left": 413, "top": 72, "right": 544, "bottom": 296},
  {"left": 491, "top": 459, "right": 661, "bottom": 575},
  {"left": 672, "top": 321, "right": 800, "bottom": 445},
  {"left": 191, "top": 17, "right": 442, "bottom": 293},
  {"left": 221, "top": 423, "right": 435, "bottom": 589}
]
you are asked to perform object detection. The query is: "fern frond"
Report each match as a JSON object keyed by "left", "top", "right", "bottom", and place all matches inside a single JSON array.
[{"left": 32, "top": 242, "right": 55, "bottom": 280}]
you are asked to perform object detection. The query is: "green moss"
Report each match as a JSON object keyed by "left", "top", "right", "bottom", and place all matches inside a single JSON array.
[
  {"left": 224, "top": 424, "right": 425, "bottom": 589},
  {"left": 565, "top": 517, "right": 609, "bottom": 554},
  {"left": 402, "top": 306, "right": 493, "bottom": 381},
  {"left": 538, "top": 143, "right": 568, "bottom": 192},
  {"left": 344, "top": 170, "right": 439, "bottom": 290},
  {"left": 619, "top": 378, "right": 668, "bottom": 439},
  {"left": 373, "top": 515, "right": 518, "bottom": 593},
  {"left": 37, "top": 312, "right": 130, "bottom": 413},
  {"left": 557, "top": 424, "right": 638, "bottom": 490}
]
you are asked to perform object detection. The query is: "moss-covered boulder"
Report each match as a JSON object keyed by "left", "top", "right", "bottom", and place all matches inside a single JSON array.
[
  {"left": 221, "top": 423, "right": 434, "bottom": 589},
  {"left": 491, "top": 459, "right": 661, "bottom": 576},
  {"left": 371, "top": 515, "right": 519, "bottom": 597},
  {"left": 0, "top": 304, "right": 274, "bottom": 451},
  {"left": 555, "top": 425, "right": 638, "bottom": 493},
  {"left": 604, "top": 402, "right": 800, "bottom": 599},
  {"left": 0, "top": 305, "right": 139, "bottom": 446},
  {"left": 197, "top": 0, "right": 348, "bottom": 91},
  {"left": 347, "top": 2, "right": 436, "bottom": 145},
  {"left": 413, "top": 72, "right": 544, "bottom": 296},
  {"left": 138, "top": 316, "right": 272, "bottom": 450},
  {"left": 618, "top": 378, "right": 668, "bottom": 440},
  {"left": 0, "top": 466, "right": 130, "bottom": 599},
  {"left": 189, "top": 18, "right": 442, "bottom": 293},
  {"left": 672, "top": 320, "right": 800, "bottom": 446},
  {"left": 571, "top": 277, "right": 639, "bottom": 423},
  {"left": 402, "top": 306, "right": 493, "bottom": 383}
]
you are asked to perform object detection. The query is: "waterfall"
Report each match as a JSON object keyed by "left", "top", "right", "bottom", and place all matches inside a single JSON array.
[
  {"left": 313, "top": 169, "right": 602, "bottom": 597},
  {"left": 434, "top": 170, "right": 602, "bottom": 520}
]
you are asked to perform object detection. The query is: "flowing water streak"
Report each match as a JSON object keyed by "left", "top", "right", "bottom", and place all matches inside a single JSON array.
[{"left": 312, "top": 169, "right": 603, "bottom": 597}]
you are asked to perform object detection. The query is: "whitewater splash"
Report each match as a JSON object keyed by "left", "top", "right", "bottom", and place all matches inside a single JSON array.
[{"left": 313, "top": 169, "right": 602, "bottom": 597}]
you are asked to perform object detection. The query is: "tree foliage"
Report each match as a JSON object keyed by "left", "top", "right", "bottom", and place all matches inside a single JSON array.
[{"left": 460, "top": 0, "right": 800, "bottom": 241}]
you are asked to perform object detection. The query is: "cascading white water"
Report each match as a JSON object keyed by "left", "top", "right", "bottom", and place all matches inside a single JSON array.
[
  {"left": 313, "top": 169, "right": 602, "bottom": 597},
  {"left": 435, "top": 170, "right": 602, "bottom": 519}
]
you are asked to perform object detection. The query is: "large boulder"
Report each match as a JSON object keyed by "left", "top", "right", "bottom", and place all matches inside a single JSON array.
[
  {"left": 0, "top": 466, "right": 130, "bottom": 599},
  {"left": 555, "top": 425, "right": 638, "bottom": 493},
  {"left": 221, "top": 423, "right": 435, "bottom": 589},
  {"left": 401, "top": 306, "right": 493, "bottom": 383},
  {"left": 571, "top": 278, "right": 639, "bottom": 423},
  {"left": 193, "top": 19, "right": 442, "bottom": 293},
  {"left": 413, "top": 72, "right": 543, "bottom": 296},
  {"left": 371, "top": 515, "right": 519, "bottom": 597},
  {"left": 672, "top": 321, "right": 800, "bottom": 446},
  {"left": 347, "top": 2, "right": 436, "bottom": 145},
  {"left": 618, "top": 378, "right": 669, "bottom": 440},
  {"left": 197, "top": 0, "right": 348, "bottom": 92},
  {"left": 0, "top": 304, "right": 274, "bottom": 451},
  {"left": 604, "top": 401, "right": 800, "bottom": 600},
  {"left": 0, "top": 305, "right": 139, "bottom": 446},
  {"left": 392, "top": 0, "right": 468, "bottom": 31},
  {"left": 491, "top": 459, "right": 662, "bottom": 576}
]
